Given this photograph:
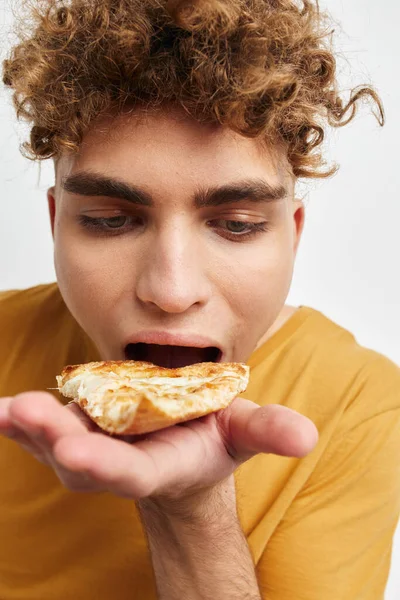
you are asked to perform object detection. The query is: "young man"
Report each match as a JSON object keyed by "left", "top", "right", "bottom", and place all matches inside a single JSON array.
[{"left": 0, "top": 1, "right": 399, "bottom": 599}]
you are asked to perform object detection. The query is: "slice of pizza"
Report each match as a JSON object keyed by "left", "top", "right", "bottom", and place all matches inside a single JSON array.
[{"left": 56, "top": 360, "right": 250, "bottom": 435}]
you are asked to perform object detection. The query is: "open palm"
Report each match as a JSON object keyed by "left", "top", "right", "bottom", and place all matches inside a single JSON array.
[{"left": 0, "top": 392, "right": 318, "bottom": 502}]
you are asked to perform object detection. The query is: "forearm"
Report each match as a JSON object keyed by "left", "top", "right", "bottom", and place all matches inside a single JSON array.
[{"left": 137, "top": 481, "right": 262, "bottom": 600}]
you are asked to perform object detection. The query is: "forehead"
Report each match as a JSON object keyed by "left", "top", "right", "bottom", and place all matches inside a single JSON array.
[{"left": 56, "top": 106, "right": 293, "bottom": 193}]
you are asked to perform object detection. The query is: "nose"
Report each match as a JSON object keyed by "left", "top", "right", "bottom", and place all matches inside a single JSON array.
[{"left": 136, "top": 225, "right": 211, "bottom": 314}]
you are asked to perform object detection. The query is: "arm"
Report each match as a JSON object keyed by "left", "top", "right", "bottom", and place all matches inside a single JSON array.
[
  {"left": 0, "top": 394, "right": 316, "bottom": 598},
  {"left": 137, "top": 479, "right": 262, "bottom": 600}
]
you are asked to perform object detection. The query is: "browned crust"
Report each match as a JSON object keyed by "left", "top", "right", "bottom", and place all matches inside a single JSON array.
[
  {"left": 76, "top": 391, "right": 235, "bottom": 435},
  {"left": 58, "top": 360, "right": 249, "bottom": 435},
  {"left": 58, "top": 360, "right": 248, "bottom": 385}
]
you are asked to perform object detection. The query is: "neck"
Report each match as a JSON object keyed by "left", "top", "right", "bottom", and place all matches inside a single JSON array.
[{"left": 256, "top": 304, "right": 298, "bottom": 350}]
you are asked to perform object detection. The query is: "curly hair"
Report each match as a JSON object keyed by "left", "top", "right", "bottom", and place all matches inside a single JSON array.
[{"left": 2, "top": 0, "right": 384, "bottom": 178}]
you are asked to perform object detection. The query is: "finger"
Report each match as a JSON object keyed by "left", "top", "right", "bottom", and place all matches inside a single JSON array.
[
  {"left": 0, "top": 426, "right": 51, "bottom": 464},
  {"left": 8, "top": 392, "right": 90, "bottom": 469},
  {"left": 9, "top": 392, "right": 90, "bottom": 449},
  {"left": 3, "top": 395, "right": 106, "bottom": 491},
  {"left": 53, "top": 433, "right": 159, "bottom": 499},
  {"left": 55, "top": 406, "right": 109, "bottom": 492},
  {"left": 54, "top": 415, "right": 233, "bottom": 500},
  {"left": 0, "top": 396, "right": 13, "bottom": 429},
  {"left": 0, "top": 398, "right": 50, "bottom": 464},
  {"left": 55, "top": 465, "right": 107, "bottom": 494},
  {"left": 217, "top": 398, "right": 319, "bottom": 462},
  {"left": 65, "top": 403, "right": 106, "bottom": 433}
]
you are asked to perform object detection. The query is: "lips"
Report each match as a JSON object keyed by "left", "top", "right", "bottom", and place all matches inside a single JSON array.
[{"left": 125, "top": 343, "right": 222, "bottom": 368}]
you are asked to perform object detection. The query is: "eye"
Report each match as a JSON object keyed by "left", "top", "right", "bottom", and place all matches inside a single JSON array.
[
  {"left": 208, "top": 219, "right": 270, "bottom": 241},
  {"left": 77, "top": 214, "right": 144, "bottom": 235},
  {"left": 224, "top": 221, "right": 251, "bottom": 233},
  {"left": 102, "top": 216, "right": 129, "bottom": 229}
]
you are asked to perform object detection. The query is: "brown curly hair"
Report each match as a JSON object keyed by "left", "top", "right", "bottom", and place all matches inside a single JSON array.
[{"left": 2, "top": 0, "right": 384, "bottom": 178}]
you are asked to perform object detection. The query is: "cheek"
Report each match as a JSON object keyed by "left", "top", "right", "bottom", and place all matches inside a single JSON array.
[
  {"left": 53, "top": 228, "right": 133, "bottom": 324},
  {"left": 214, "top": 232, "right": 295, "bottom": 317}
]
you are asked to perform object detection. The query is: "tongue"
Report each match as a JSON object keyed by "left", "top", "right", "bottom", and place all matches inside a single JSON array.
[{"left": 133, "top": 344, "right": 212, "bottom": 368}]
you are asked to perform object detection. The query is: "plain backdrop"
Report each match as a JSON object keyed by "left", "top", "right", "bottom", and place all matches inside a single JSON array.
[{"left": 1, "top": 0, "right": 399, "bottom": 596}]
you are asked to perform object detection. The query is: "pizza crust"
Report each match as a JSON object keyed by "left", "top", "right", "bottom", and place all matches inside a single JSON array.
[{"left": 56, "top": 360, "right": 250, "bottom": 435}]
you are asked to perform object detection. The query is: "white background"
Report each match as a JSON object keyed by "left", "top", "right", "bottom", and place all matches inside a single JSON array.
[{"left": 1, "top": 0, "right": 399, "bottom": 596}]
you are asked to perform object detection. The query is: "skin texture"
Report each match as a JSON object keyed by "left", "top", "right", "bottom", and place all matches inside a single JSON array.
[
  {"left": 0, "top": 106, "right": 318, "bottom": 598},
  {"left": 47, "top": 106, "right": 305, "bottom": 363},
  {"left": 0, "top": 105, "right": 319, "bottom": 501}
]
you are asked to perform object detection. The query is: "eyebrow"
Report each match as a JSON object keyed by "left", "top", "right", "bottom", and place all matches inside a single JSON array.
[{"left": 61, "top": 171, "right": 288, "bottom": 208}]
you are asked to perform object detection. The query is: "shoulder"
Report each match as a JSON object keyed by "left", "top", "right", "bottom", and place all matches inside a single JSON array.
[
  {"left": 0, "top": 283, "right": 90, "bottom": 397},
  {"left": 252, "top": 305, "right": 400, "bottom": 431},
  {"left": 0, "top": 282, "right": 68, "bottom": 333},
  {"left": 299, "top": 307, "right": 400, "bottom": 440},
  {"left": 305, "top": 306, "right": 399, "bottom": 396},
  {"left": 0, "top": 282, "right": 69, "bottom": 355},
  {"left": 0, "top": 282, "right": 62, "bottom": 317}
]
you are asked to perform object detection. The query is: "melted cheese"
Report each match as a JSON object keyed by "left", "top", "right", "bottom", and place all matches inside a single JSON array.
[
  {"left": 58, "top": 370, "right": 241, "bottom": 402},
  {"left": 56, "top": 363, "right": 250, "bottom": 434}
]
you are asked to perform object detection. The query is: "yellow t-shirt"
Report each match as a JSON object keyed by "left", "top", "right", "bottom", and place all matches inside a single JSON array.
[{"left": 0, "top": 283, "right": 399, "bottom": 600}]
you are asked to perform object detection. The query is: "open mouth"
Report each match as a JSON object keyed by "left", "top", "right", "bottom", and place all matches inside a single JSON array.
[{"left": 125, "top": 343, "right": 222, "bottom": 368}]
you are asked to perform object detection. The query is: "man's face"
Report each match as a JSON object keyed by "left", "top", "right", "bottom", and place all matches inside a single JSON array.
[{"left": 48, "top": 107, "right": 304, "bottom": 366}]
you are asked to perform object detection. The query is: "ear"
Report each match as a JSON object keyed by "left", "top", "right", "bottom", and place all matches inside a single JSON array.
[
  {"left": 47, "top": 186, "right": 56, "bottom": 240},
  {"left": 292, "top": 199, "right": 305, "bottom": 255}
]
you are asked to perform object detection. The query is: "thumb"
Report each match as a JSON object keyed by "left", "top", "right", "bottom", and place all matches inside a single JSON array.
[{"left": 217, "top": 397, "right": 319, "bottom": 463}]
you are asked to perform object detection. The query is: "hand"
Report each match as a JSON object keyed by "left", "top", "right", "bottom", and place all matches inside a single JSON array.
[{"left": 0, "top": 392, "right": 318, "bottom": 505}]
